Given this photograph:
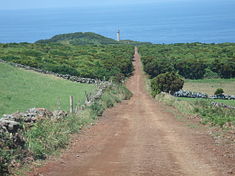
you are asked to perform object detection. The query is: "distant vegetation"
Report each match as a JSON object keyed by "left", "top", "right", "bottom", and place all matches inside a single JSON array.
[
  {"left": 0, "top": 63, "right": 95, "bottom": 116},
  {"left": 0, "top": 32, "right": 137, "bottom": 115},
  {"left": 139, "top": 43, "right": 235, "bottom": 79},
  {"left": 0, "top": 43, "right": 134, "bottom": 80},
  {"left": 36, "top": 32, "right": 152, "bottom": 46},
  {"left": 36, "top": 32, "right": 119, "bottom": 45}
]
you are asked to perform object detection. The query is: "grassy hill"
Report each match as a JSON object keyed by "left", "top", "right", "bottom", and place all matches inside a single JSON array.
[
  {"left": 36, "top": 32, "right": 151, "bottom": 46},
  {"left": 36, "top": 32, "right": 119, "bottom": 45},
  {"left": 0, "top": 62, "right": 95, "bottom": 116}
]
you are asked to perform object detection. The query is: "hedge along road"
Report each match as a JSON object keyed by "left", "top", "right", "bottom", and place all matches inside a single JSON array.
[{"left": 29, "top": 48, "right": 234, "bottom": 176}]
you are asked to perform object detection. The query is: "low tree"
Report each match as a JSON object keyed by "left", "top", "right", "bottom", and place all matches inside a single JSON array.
[
  {"left": 151, "top": 72, "right": 184, "bottom": 97},
  {"left": 214, "top": 88, "right": 224, "bottom": 95}
]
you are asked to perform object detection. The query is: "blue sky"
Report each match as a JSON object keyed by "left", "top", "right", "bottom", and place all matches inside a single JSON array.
[
  {"left": 1, "top": 0, "right": 190, "bottom": 10},
  {"left": 2, "top": 0, "right": 233, "bottom": 10}
]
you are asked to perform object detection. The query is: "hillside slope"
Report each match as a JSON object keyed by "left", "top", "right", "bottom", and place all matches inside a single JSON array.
[
  {"left": 35, "top": 32, "right": 152, "bottom": 45},
  {"left": 0, "top": 62, "right": 95, "bottom": 116},
  {"left": 36, "top": 32, "right": 118, "bottom": 45}
]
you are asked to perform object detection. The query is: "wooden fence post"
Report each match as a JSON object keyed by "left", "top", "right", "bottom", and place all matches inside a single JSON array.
[{"left": 70, "top": 96, "right": 74, "bottom": 113}]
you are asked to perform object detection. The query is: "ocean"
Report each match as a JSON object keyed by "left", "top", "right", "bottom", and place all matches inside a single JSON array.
[{"left": 0, "top": 1, "right": 235, "bottom": 44}]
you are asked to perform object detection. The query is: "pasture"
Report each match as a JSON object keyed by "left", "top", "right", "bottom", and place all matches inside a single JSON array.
[{"left": 0, "top": 63, "right": 96, "bottom": 116}]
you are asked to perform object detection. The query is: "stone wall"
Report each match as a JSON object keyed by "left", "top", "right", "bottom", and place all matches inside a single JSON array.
[
  {"left": 0, "top": 58, "right": 112, "bottom": 146},
  {"left": 0, "top": 59, "right": 107, "bottom": 84},
  {"left": 0, "top": 81, "right": 111, "bottom": 134},
  {"left": 174, "top": 90, "right": 235, "bottom": 100},
  {"left": 174, "top": 90, "right": 208, "bottom": 98},
  {"left": 211, "top": 102, "right": 235, "bottom": 109}
]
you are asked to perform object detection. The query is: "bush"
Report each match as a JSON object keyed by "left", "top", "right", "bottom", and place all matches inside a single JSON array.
[
  {"left": 139, "top": 43, "right": 235, "bottom": 79},
  {"left": 175, "top": 60, "right": 207, "bottom": 79},
  {"left": 90, "top": 102, "right": 104, "bottom": 117},
  {"left": 214, "top": 88, "right": 224, "bottom": 95},
  {"left": 0, "top": 144, "right": 12, "bottom": 175},
  {"left": 203, "top": 68, "right": 220, "bottom": 79},
  {"left": 151, "top": 72, "right": 184, "bottom": 97}
]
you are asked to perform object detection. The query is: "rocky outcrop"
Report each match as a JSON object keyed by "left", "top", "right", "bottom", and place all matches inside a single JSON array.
[{"left": 84, "top": 82, "right": 111, "bottom": 106}]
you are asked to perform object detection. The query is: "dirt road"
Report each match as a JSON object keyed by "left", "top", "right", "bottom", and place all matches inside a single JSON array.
[{"left": 30, "top": 48, "right": 234, "bottom": 176}]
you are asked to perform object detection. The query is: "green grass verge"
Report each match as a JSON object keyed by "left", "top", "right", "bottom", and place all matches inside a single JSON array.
[
  {"left": 155, "top": 93, "right": 235, "bottom": 128},
  {"left": 184, "top": 78, "right": 235, "bottom": 95},
  {"left": 177, "top": 97, "right": 235, "bottom": 107},
  {"left": 0, "top": 63, "right": 95, "bottom": 116},
  {"left": 8, "top": 83, "right": 132, "bottom": 175}
]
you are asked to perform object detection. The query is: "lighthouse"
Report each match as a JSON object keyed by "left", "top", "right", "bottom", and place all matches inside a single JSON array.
[{"left": 117, "top": 30, "right": 120, "bottom": 41}]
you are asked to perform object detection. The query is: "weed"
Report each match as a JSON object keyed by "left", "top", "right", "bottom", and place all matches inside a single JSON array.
[{"left": 155, "top": 93, "right": 235, "bottom": 128}]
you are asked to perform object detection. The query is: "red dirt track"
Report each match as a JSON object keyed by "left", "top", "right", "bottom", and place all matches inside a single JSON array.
[{"left": 29, "top": 48, "right": 235, "bottom": 176}]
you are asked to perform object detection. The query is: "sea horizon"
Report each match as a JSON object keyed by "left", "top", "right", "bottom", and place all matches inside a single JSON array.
[{"left": 1, "top": 1, "right": 235, "bottom": 44}]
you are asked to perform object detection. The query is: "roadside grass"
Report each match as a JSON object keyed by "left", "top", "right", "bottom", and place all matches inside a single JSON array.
[
  {"left": 25, "top": 109, "right": 94, "bottom": 160},
  {"left": 11, "top": 83, "right": 132, "bottom": 175},
  {"left": 155, "top": 93, "right": 235, "bottom": 128},
  {"left": 177, "top": 97, "right": 235, "bottom": 107},
  {"left": 184, "top": 78, "right": 235, "bottom": 95},
  {"left": 0, "top": 63, "right": 95, "bottom": 116}
]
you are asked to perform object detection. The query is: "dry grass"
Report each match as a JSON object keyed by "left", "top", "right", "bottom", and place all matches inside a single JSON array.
[{"left": 183, "top": 79, "right": 235, "bottom": 95}]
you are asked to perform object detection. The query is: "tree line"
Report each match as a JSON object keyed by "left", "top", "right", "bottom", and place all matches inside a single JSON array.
[
  {"left": 0, "top": 43, "right": 134, "bottom": 81},
  {"left": 139, "top": 43, "right": 235, "bottom": 79}
]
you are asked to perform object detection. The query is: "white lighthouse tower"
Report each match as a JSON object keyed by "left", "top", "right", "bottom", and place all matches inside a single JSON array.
[{"left": 117, "top": 30, "right": 120, "bottom": 41}]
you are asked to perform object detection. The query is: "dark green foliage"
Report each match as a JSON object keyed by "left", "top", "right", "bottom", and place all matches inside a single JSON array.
[
  {"left": 45, "top": 64, "right": 79, "bottom": 76},
  {"left": 0, "top": 43, "right": 134, "bottom": 80},
  {"left": 139, "top": 43, "right": 235, "bottom": 79},
  {"left": 36, "top": 32, "right": 150, "bottom": 46},
  {"left": 0, "top": 133, "right": 13, "bottom": 175},
  {"left": 151, "top": 72, "right": 184, "bottom": 96},
  {"left": 90, "top": 102, "right": 105, "bottom": 117},
  {"left": 111, "top": 73, "right": 125, "bottom": 83},
  {"left": 0, "top": 129, "right": 27, "bottom": 175},
  {"left": 36, "top": 32, "right": 118, "bottom": 45},
  {"left": 214, "top": 88, "right": 224, "bottom": 95},
  {"left": 142, "top": 56, "right": 174, "bottom": 78},
  {"left": 203, "top": 68, "right": 220, "bottom": 79},
  {"left": 175, "top": 60, "right": 206, "bottom": 79},
  {"left": 211, "top": 58, "right": 235, "bottom": 78}
]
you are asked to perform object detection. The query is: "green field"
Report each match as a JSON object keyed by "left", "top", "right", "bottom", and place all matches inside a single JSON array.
[
  {"left": 176, "top": 97, "right": 235, "bottom": 107},
  {"left": 183, "top": 78, "right": 235, "bottom": 95},
  {"left": 0, "top": 63, "right": 95, "bottom": 116}
]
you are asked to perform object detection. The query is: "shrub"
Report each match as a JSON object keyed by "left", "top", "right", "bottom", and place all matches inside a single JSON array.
[
  {"left": 214, "top": 88, "right": 224, "bottom": 95},
  {"left": 151, "top": 72, "right": 184, "bottom": 97},
  {"left": 90, "top": 102, "right": 104, "bottom": 117},
  {"left": 203, "top": 68, "right": 220, "bottom": 79},
  {"left": 175, "top": 60, "right": 207, "bottom": 79}
]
